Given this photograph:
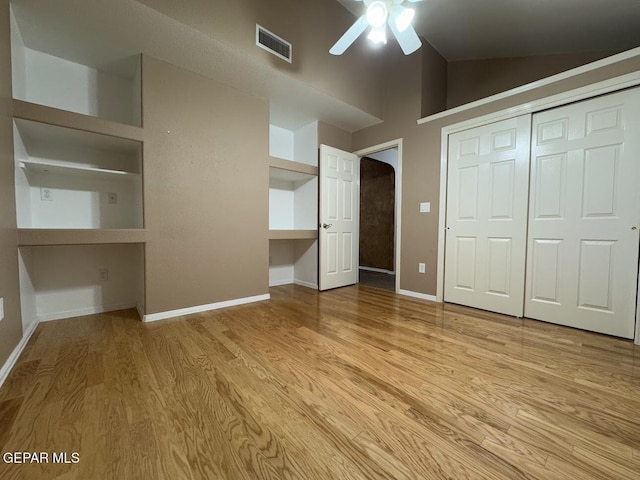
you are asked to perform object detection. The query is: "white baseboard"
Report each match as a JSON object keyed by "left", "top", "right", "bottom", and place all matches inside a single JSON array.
[
  {"left": 0, "top": 319, "right": 39, "bottom": 389},
  {"left": 38, "top": 302, "right": 137, "bottom": 323},
  {"left": 359, "top": 266, "right": 396, "bottom": 274},
  {"left": 269, "top": 279, "right": 294, "bottom": 287},
  {"left": 294, "top": 279, "right": 318, "bottom": 289},
  {"left": 398, "top": 289, "right": 438, "bottom": 303},
  {"left": 143, "top": 293, "right": 271, "bottom": 323}
]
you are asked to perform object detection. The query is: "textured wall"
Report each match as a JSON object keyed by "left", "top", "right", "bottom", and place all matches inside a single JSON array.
[
  {"left": 143, "top": 56, "right": 269, "bottom": 314},
  {"left": 447, "top": 51, "right": 620, "bottom": 108},
  {"left": 359, "top": 158, "right": 395, "bottom": 271}
]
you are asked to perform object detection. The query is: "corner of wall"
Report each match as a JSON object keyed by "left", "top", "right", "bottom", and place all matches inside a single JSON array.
[
  {"left": 317, "top": 121, "right": 352, "bottom": 152},
  {"left": 0, "top": 0, "right": 26, "bottom": 375}
]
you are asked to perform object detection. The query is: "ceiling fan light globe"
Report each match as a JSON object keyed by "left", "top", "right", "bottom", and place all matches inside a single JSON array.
[
  {"left": 394, "top": 7, "right": 415, "bottom": 33},
  {"left": 366, "top": 1, "right": 388, "bottom": 28},
  {"left": 367, "top": 26, "right": 387, "bottom": 44}
]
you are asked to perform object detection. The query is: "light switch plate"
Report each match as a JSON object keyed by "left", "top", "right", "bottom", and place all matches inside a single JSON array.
[
  {"left": 420, "top": 202, "right": 431, "bottom": 213},
  {"left": 0, "top": 297, "right": 4, "bottom": 322},
  {"left": 418, "top": 263, "right": 426, "bottom": 274}
]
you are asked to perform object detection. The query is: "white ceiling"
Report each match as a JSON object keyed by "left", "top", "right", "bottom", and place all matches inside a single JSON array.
[{"left": 336, "top": 0, "right": 640, "bottom": 61}]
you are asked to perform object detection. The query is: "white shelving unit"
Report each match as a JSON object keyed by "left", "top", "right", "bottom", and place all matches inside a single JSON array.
[
  {"left": 11, "top": 6, "right": 141, "bottom": 127},
  {"left": 11, "top": 4, "right": 146, "bottom": 324},
  {"left": 14, "top": 119, "right": 143, "bottom": 230},
  {"left": 268, "top": 117, "right": 319, "bottom": 289}
]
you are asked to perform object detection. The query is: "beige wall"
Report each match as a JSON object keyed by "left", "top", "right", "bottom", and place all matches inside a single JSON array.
[
  {"left": 0, "top": 0, "right": 23, "bottom": 366},
  {"left": 421, "top": 42, "right": 448, "bottom": 117},
  {"left": 353, "top": 43, "right": 438, "bottom": 295},
  {"left": 143, "top": 56, "right": 269, "bottom": 314},
  {"left": 447, "top": 51, "right": 619, "bottom": 108},
  {"left": 318, "top": 121, "right": 352, "bottom": 152},
  {"left": 136, "top": 0, "right": 385, "bottom": 119},
  {"left": 354, "top": 44, "right": 640, "bottom": 297}
]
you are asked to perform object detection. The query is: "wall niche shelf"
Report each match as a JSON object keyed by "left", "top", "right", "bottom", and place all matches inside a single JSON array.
[
  {"left": 268, "top": 114, "right": 319, "bottom": 289},
  {"left": 20, "top": 159, "right": 136, "bottom": 179},
  {"left": 13, "top": 100, "right": 144, "bottom": 142},
  {"left": 14, "top": 118, "right": 143, "bottom": 230},
  {"left": 269, "top": 229, "right": 318, "bottom": 241},
  {"left": 269, "top": 156, "right": 318, "bottom": 177},
  {"left": 17, "top": 229, "right": 147, "bottom": 247},
  {"left": 11, "top": 3, "right": 146, "bottom": 324}
]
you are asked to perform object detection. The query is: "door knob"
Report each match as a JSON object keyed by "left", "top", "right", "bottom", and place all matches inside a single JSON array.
[
  {"left": 322, "top": 223, "right": 333, "bottom": 229},
  {"left": 632, "top": 226, "right": 638, "bottom": 230}
]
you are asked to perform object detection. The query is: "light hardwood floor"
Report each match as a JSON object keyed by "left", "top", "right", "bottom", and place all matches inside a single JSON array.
[{"left": 1, "top": 284, "right": 639, "bottom": 479}]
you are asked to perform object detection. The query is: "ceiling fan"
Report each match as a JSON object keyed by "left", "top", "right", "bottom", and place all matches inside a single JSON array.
[{"left": 330, "top": 0, "right": 424, "bottom": 56}]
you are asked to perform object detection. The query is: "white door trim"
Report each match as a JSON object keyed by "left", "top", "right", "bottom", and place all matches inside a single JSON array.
[
  {"left": 435, "top": 72, "right": 640, "bottom": 344},
  {"left": 354, "top": 138, "right": 403, "bottom": 294}
]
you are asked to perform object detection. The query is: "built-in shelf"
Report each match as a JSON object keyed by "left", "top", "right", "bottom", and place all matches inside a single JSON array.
[
  {"left": 13, "top": 100, "right": 144, "bottom": 142},
  {"left": 269, "top": 229, "right": 318, "bottom": 240},
  {"left": 17, "top": 228, "right": 146, "bottom": 246},
  {"left": 269, "top": 156, "right": 318, "bottom": 177},
  {"left": 268, "top": 118, "right": 319, "bottom": 288},
  {"left": 20, "top": 160, "right": 137, "bottom": 179},
  {"left": 14, "top": 116, "right": 143, "bottom": 230}
]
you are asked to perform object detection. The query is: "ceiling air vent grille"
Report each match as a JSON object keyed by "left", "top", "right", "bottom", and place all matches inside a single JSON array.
[{"left": 256, "top": 25, "right": 292, "bottom": 63}]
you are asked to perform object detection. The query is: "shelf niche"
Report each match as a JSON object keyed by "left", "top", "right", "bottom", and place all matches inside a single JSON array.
[
  {"left": 10, "top": 5, "right": 141, "bottom": 127},
  {"left": 18, "top": 244, "right": 145, "bottom": 324},
  {"left": 14, "top": 118, "right": 144, "bottom": 230},
  {"left": 268, "top": 112, "right": 319, "bottom": 289}
]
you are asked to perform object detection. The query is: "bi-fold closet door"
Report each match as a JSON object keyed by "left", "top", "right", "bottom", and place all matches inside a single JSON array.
[{"left": 445, "top": 88, "right": 640, "bottom": 339}]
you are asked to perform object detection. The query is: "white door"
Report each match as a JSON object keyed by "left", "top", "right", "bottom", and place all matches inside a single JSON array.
[
  {"left": 445, "top": 115, "right": 532, "bottom": 316},
  {"left": 525, "top": 89, "right": 640, "bottom": 339},
  {"left": 319, "top": 145, "right": 359, "bottom": 291}
]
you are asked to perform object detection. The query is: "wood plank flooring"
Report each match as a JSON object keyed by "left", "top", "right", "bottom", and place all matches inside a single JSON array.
[{"left": 1, "top": 284, "right": 639, "bottom": 479}]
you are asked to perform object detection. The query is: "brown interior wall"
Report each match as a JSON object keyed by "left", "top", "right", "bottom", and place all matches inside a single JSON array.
[
  {"left": 359, "top": 158, "right": 394, "bottom": 271},
  {"left": 447, "top": 51, "right": 620, "bottom": 108},
  {"left": 0, "top": 0, "right": 23, "bottom": 366},
  {"left": 354, "top": 42, "right": 640, "bottom": 297},
  {"left": 143, "top": 56, "right": 269, "bottom": 314}
]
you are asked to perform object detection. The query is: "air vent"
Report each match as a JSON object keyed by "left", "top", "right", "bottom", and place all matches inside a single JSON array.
[{"left": 256, "top": 25, "right": 292, "bottom": 63}]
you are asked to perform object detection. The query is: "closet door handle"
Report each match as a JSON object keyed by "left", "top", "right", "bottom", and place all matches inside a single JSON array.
[{"left": 322, "top": 223, "right": 333, "bottom": 229}]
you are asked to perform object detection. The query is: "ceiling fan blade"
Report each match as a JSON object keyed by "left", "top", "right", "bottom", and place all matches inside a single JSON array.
[
  {"left": 388, "top": 20, "right": 421, "bottom": 55},
  {"left": 330, "top": 15, "right": 369, "bottom": 55}
]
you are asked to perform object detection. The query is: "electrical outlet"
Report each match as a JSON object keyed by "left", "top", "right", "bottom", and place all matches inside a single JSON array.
[
  {"left": 98, "top": 268, "right": 109, "bottom": 282},
  {"left": 41, "top": 187, "right": 53, "bottom": 201},
  {"left": 0, "top": 297, "right": 4, "bottom": 322},
  {"left": 107, "top": 192, "right": 118, "bottom": 205},
  {"left": 418, "top": 263, "right": 426, "bottom": 274}
]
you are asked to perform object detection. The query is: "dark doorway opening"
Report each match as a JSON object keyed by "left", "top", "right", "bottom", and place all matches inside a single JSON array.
[{"left": 359, "top": 150, "right": 397, "bottom": 291}]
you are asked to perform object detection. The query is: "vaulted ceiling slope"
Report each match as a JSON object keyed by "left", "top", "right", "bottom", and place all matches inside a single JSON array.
[{"left": 337, "top": 0, "right": 640, "bottom": 61}]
